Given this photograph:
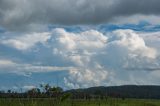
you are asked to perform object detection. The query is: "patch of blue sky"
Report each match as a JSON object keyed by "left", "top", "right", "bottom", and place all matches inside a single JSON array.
[
  {"left": 0, "top": 27, "right": 5, "bottom": 34},
  {"left": 48, "top": 21, "right": 160, "bottom": 34},
  {"left": 0, "top": 71, "right": 68, "bottom": 91},
  {"left": 0, "top": 44, "right": 35, "bottom": 63},
  {"left": 48, "top": 24, "right": 87, "bottom": 33},
  {"left": 98, "top": 21, "right": 160, "bottom": 33}
]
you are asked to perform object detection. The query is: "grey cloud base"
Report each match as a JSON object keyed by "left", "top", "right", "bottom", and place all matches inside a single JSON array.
[{"left": 1, "top": 0, "right": 160, "bottom": 30}]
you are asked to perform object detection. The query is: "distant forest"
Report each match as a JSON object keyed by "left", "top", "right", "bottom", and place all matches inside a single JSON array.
[{"left": 0, "top": 85, "right": 160, "bottom": 99}]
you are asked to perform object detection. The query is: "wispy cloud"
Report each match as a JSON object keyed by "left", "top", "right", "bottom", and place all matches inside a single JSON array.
[
  {"left": 0, "top": 59, "right": 75, "bottom": 75},
  {"left": 1, "top": 32, "right": 51, "bottom": 50}
]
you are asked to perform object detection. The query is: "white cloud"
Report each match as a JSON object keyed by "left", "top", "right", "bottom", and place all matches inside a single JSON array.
[
  {"left": 48, "top": 28, "right": 109, "bottom": 88},
  {"left": 109, "top": 29, "right": 157, "bottom": 59},
  {"left": 23, "top": 85, "right": 36, "bottom": 90},
  {"left": 46, "top": 28, "right": 158, "bottom": 88},
  {"left": 1, "top": 32, "right": 51, "bottom": 50},
  {"left": 51, "top": 28, "right": 107, "bottom": 66},
  {"left": 0, "top": 28, "right": 159, "bottom": 88},
  {"left": 64, "top": 65, "right": 108, "bottom": 88},
  {"left": 0, "top": 59, "right": 16, "bottom": 66},
  {"left": 140, "top": 31, "right": 160, "bottom": 52},
  {"left": 0, "top": 59, "right": 75, "bottom": 76}
]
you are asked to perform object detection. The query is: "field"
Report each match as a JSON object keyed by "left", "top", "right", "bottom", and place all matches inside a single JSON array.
[{"left": 0, "top": 98, "right": 160, "bottom": 106}]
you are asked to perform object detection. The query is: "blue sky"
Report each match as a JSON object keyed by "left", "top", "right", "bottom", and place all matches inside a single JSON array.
[{"left": 0, "top": 0, "right": 160, "bottom": 91}]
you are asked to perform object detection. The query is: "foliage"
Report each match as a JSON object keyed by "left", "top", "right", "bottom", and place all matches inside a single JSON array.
[{"left": 0, "top": 98, "right": 160, "bottom": 106}]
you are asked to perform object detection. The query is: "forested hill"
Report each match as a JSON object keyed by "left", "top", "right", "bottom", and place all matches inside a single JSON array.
[
  {"left": 1, "top": 85, "right": 160, "bottom": 99},
  {"left": 67, "top": 85, "right": 160, "bottom": 99}
]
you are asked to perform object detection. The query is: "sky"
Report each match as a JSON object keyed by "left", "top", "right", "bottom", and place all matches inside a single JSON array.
[{"left": 0, "top": 0, "right": 160, "bottom": 91}]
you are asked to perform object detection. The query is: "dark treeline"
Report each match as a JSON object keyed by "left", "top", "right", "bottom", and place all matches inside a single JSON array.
[
  {"left": 67, "top": 85, "right": 160, "bottom": 99},
  {"left": 0, "top": 85, "right": 160, "bottom": 100},
  {"left": 0, "top": 84, "right": 71, "bottom": 100}
]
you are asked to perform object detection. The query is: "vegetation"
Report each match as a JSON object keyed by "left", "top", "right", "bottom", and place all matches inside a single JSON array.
[
  {"left": 67, "top": 85, "right": 160, "bottom": 99},
  {"left": 0, "top": 84, "right": 160, "bottom": 106},
  {"left": 0, "top": 98, "right": 160, "bottom": 106}
]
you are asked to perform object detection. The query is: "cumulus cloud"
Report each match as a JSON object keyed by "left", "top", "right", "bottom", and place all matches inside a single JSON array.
[
  {"left": 48, "top": 28, "right": 158, "bottom": 88},
  {"left": 49, "top": 28, "right": 109, "bottom": 88},
  {"left": 102, "top": 30, "right": 158, "bottom": 72},
  {"left": 0, "top": 28, "right": 159, "bottom": 88},
  {"left": 51, "top": 28, "right": 107, "bottom": 65},
  {"left": 108, "top": 30, "right": 157, "bottom": 59},
  {"left": 1, "top": 0, "right": 160, "bottom": 30},
  {"left": 140, "top": 31, "right": 160, "bottom": 52}
]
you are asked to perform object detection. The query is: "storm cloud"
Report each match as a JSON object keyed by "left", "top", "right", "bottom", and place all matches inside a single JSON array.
[{"left": 1, "top": 0, "right": 160, "bottom": 30}]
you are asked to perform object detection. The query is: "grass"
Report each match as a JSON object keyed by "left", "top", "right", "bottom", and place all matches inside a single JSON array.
[{"left": 0, "top": 98, "right": 160, "bottom": 106}]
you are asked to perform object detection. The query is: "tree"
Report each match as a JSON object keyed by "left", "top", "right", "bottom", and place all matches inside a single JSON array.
[
  {"left": 7, "top": 90, "right": 11, "bottom": 94},
  {"left": 47, "top": 86, "right": 63, "bottom": 97},
  {"left": 27, "top": 88, "right": 41, "bottom": 97}
]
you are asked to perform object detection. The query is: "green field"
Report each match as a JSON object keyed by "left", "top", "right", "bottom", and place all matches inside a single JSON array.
[{"left": 0, "top": 98, "right": 160, "bottom": 106}]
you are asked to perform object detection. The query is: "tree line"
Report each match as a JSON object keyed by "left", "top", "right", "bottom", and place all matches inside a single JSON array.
[
  {"left": 0, "top": 84, "right": 71, "bottom": 101},
  {"left": 1, "top": 85, "right": 160, "bottom": 99}
]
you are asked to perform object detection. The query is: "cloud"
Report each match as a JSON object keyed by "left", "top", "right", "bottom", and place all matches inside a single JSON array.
[
  {"left": 0, "top": 59, "right": 75, "bottom": 76},
  {"left": 0, "top": 59, "right": 15, "bottom": 66},
  {"left": 51, "top": 28, "right": 107, "bottom": 65},
  {"left": 1, "top": 0, "right": 160, "bottom": 31},
  {"left": 1, "top": 32, "right": 51, "bottom": 50},
  {"left": 48, "top": 28, "right": 158, "bottom": 88},
  {"left": 0, "top": 28, "right": 160, "bottom": 88},
  {"left": 140, "top": 31, "right": 160, "bottom": 51},
  {"left": 113, "top": 15, "right": 160, "bottom": 25},
  {"left": 109, "top": 30, "right": 157, "bottom": 59},
  {"left": 49, "top": 28, "right": 109, "bottom": 88},
  {"left": 23, "top": 85, "right": 36, "bottom": 90}
]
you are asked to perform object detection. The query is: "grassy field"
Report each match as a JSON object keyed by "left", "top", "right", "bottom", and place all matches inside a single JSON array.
[{"left": 0, "top": 98, "right": 160, "bottom": 106}]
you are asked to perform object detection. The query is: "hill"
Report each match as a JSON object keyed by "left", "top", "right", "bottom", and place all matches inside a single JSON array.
[{"left": 67, "top": 85, "right": 160, "bottom": 99}]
